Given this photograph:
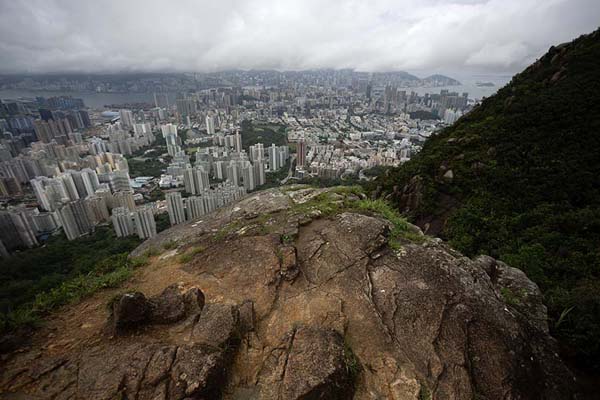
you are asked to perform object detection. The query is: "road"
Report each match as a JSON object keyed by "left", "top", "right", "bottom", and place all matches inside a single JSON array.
[{"left": 280, "top": 154, "right": 297, "bottom": 185}]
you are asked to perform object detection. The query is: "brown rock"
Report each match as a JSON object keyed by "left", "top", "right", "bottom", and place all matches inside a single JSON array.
[
  {"left": 183, "top": 286, "right": 206, "bottom": 315},
  {"left": 112, "top": 292, "right": 150, "bottom": 332},
  {"left": 149, "top": 284, "right": 187, "bottom": 324},
  {"left": 191, "top": 303, "right": 240, "bottom": 349},
  {"left": 258, "top": 326, "right": 354, "bottom": 400},
  {"left": 0, "top": 187, "right": 578, "bottom": 400}
]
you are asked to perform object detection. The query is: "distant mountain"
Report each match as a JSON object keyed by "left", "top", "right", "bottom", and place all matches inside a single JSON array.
[
  {"left": 421, "top": 74, "right": 461, "bottom": 86},
  {"left": 370, "top": 70, "right": 421, "bottom": 83},
  {"left": 369, "top": 28, "right": 600, "bottom": 371}
]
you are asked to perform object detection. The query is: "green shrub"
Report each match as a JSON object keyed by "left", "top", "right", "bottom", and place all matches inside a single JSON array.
[
  {"left": 129, "top": 255, "right": 149, "bottom": 269},
  {"left": 178, "top": 245, "right": 205, "bottom": 264},
  {"left": 143, "top": 247, "right": 161, "bottom": 258},
  {"left": 355, "top": 199, "right": 418, "bottom": 247},
  {"left": 162, "top": 240, "right": 178, "bottom": 250}
]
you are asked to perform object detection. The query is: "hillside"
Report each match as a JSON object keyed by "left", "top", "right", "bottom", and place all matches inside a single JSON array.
[
  {"left": 369, "top": 29, "right": 600, "bottom": 370},
  {"left": 0, "top": 187, "right": 576, "bottom": 399}
]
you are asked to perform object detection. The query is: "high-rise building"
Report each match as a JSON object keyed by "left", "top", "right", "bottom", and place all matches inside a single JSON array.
[
  {"left": 183, "top": 166, "right": 210, "bottom": 195},
  {"left": 30, "top": 211, "right": 59, "bottom": 235},
  {"left": 254, "top": 160, "right": 266, "bottom": 186},
  {"left": 160, "top": 123, "right": 178, "bottom": 138},
  {"left": 234, "top": 131, "right": 242, "bottom": 153},
  {"left": 166, "top": 191, "right": 185, "bottom": 226},
  {"left": 176, "top": 98, "right": 196, "bottom": 116},
  {"left": 0, "top": 210, "right": 39, "bottom": 252},
  {"left": 297, "top": 139, "right": 307, "bottom": 167},
  {"left": 31, "top": 176, "right": 71, "bottom": 211},
  {"left": 81, "top": 168, "right": 100, "bottom": 196},
  {"left": 205, "top": 115, "right": 216, "bottom": 135},
  {"left": 57, "top": 173, "right": 80, "bottom": 201},
  {"left": 85, "top": 195, "right": 110, "bottom": 224},
  {"left": 109, "top": 170, "right": 131, "bottom": 192},
  {"left": 134, "top": 205, "right": 156, "bottom": 239},
  {"left": 78, "top": 110, "right": 91, "bottom": 128},
  {"left": 111, "top": 207, "right": 135, "bottom": 237},
  {"left": 226, "top": 160, "right": 240, "bottom": 186},
  {"left": 249, "top": 143, "right": 265, "bottom": 162},
  {"left": 213, "top": 160, "right": 226, "bottom": 180},
  {"left": 184, "top": 196, "right": 206, "bottom": 221},
  {"left": 57, "top": 200, "right": 94, "bottom": 240},
  {"left": 0, "top": 175, "right": 23, "bottom": 197},
  {"left": 240, "top": 161, "right": 255, "bottom": 191},
  {"left": 268, "top": 144, "right": 289, "bottom": 171},
  {"left": 33, "top": 120, "right": 53, "bottom": 143},
  {"left": 119, "top": 109, "right": 134, "bottom": 128},
  {"left": 112, "top": 190, "right": 136, "bottom": 211}
]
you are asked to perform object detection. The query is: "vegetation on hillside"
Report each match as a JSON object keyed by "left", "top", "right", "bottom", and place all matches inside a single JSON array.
[
  {"left": 240, "top": 119, "right": 287, "bottom": 150},
  {"left": 0, "top": 227, "right": 142, "bottom": 333},
  {"left": 368, "top": 29, "right": 600, "bottom": 370},
  {"left": 127, "top": 157, "right": 166, "bottom": 177},
  {"left": 409, "top": 110, "right": 440, "bottom": 120}
]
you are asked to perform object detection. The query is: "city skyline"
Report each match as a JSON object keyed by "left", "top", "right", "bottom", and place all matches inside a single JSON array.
[{"left": 1, "top": 0, "right": 599, "bottom": 75}]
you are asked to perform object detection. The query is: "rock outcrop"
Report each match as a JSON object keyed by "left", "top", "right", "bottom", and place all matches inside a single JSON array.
[{"left": 0, "top": 187, "right": 577, "bottom": 399}]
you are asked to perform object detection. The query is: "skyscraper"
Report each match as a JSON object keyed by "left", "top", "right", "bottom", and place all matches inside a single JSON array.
[
  {"left": 109, "top": 170, "right": 132, "bottom": 193},
  {"left": 250, "top": 143, "right": 265, "bottom": 162},
  {"left": 111, "top": 207, "right": 135, "bottom": 237},
  {"left": 119, "top": 109, "right": 134, "bottom": 128},
  {"left": 112, "top": 190, "right": 136, "bottom": 211},
  {"left": 297, "top": 139, "right": 307, "bottom": 167},
  {"left": 166, "top": 191, "right": 185, "bottom": 226},
  {"left": 85, "top": 195, "right": 110, "bottom": 224},
  {"left": 185, "top": 196, "right": 206, "bottom": 221},
  {"left": 254, "top": 160, "right": 266, "bottom": 186},
  {"left": 241, "top": 161, "right": 255, "bottom": 191},
  {"left": 0, "top": 210, "right": 39, "bottom": 252},
  {"left": 205, "top": 115, "right": 216, "bottom": 135},
  {"left": 134, "top": 205, "right": 156, "bottom": 239},
  {"left": 268, "top": 144, "right": 281, "bottom": 171},
  {"left": 234, "top": 131, "right": 242, "bottom": 153},
  {"left": 160, "top": 123, "right": 178, "bottom": 137},
  {"left": 57, "top": 200, "right": 94, "bottom": 240},
  {"left": 183, "top": 166, "right": 210, "bottom": 195}
]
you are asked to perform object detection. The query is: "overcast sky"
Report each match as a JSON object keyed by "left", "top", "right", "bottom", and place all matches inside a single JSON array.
[{"left": 0, "top": 0, "right": 599, "bottom": 76}]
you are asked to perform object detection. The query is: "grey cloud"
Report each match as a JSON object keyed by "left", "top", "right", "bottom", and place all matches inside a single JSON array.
[{"left": 0, "top": 0, "right": 598, "bottom": 74}]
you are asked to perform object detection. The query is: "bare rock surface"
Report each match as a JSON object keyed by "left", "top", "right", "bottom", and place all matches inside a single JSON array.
[{"left": 0, "top": 186, "right": 576, "bottom": 399}]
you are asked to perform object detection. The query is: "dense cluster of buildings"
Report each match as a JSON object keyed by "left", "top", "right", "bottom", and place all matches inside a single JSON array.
[
  {"left": 0, "top": 71, "right": 477, "bottom": 257},
  {"left": 0, "top": 96, "right": 164, "bottom": 255}
]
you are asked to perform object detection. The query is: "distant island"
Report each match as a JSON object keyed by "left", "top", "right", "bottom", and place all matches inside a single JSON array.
[
  {"left": 420, "top": 74, "right": 462, "bottom": 87},
  {"left": 476, "top": 81, "right": 495, "bottom": 87}
]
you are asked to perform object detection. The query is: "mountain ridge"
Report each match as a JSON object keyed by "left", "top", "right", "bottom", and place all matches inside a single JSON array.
[{"left": 369, "top": 28, "right": 600, "bottom": 370}]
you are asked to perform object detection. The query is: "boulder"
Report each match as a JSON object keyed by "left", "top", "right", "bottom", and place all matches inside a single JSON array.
[
  {"left": 112, "top": 292, "right": 150, "bottom": 332},
  {"left": 191, "top": 303, "right": 241, "bottom": 349},
  {"left": 183, "top": 286, "right": 206, "bottom": 315},
  {"left": 149, "top": 284, "right": 187, "bottom": 324}
]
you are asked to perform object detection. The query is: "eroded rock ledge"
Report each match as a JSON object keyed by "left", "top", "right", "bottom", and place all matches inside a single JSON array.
[{"left": 0, "top": 186, "right": 576, "bottom": 399}]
